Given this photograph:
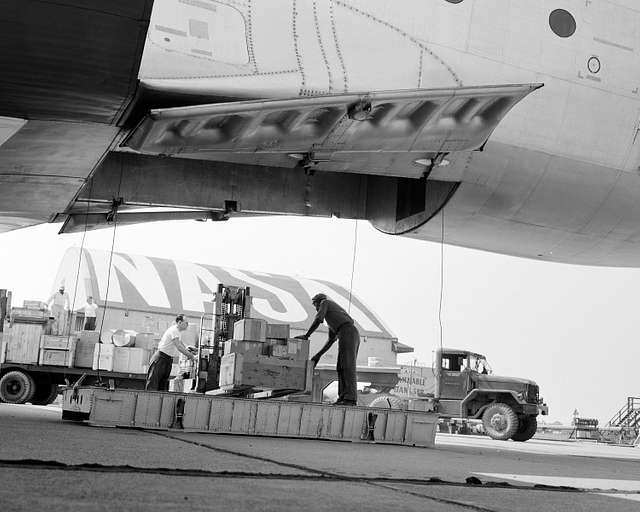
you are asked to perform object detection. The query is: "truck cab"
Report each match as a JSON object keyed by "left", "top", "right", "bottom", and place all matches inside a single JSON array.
[{"left": 433, "top": 348, "right": 547, "bottom": 441}]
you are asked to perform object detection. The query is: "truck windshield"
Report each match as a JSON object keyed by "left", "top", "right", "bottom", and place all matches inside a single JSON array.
[{"left": 470, "top": 355, "right": 492, "bottom": 374}]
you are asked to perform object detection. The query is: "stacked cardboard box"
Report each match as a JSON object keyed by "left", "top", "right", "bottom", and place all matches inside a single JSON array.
[
  {"left": 266, "top": 323, "right": 290, "bottom": 340},
  {"left": 223, "top": 340, "right": 268, "bottom": 357},
  {"left": 233, "top": 319, "right": 267, "bottom": 341},
  {"left": 93, "top": 344, "right": 115, "bottom": 371},
  {"left": 220, "top": 319, "right": 311, "bottom": 391},
  {"left": 265, "top": 338, "right": 309, "bottom": 362},
  {"left": 92, "top": 344, "right": 151, "bottom": 374}
]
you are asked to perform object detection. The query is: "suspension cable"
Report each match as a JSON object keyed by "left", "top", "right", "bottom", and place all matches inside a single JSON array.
[
  {"left": 438, "top": 209, "right": 445, "bottom": 351},
  {"left": 347, "top": 219, "right": 359, "bottom": 314}
]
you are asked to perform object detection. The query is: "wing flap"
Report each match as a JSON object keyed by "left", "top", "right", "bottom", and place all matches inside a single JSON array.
[{"left": 124, "top": 84, "right": 542, "bottom": 175}]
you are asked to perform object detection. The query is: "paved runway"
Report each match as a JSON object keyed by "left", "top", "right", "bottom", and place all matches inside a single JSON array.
[{"left": 1, "top": 403, "right": 638, "bottom": 511}]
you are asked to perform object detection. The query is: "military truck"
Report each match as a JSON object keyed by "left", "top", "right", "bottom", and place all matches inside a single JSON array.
[{"left": 369, "top": 348, "right": 548, "bottom": 442}]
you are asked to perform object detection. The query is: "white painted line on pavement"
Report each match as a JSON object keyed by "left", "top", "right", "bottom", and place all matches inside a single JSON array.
[
  {"left": 474, "top": 472, "right": 640, "bottom": 503},
  {"left": 474, "top": 473, "right": 640, "bottom": 492},
  {"left": 599, "top": 494, "right": 640, "bottom": 503}
]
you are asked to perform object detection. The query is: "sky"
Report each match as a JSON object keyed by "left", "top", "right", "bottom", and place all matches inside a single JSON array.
[{"left": 1, "top": 216, "right": 638, "bottom": 425}]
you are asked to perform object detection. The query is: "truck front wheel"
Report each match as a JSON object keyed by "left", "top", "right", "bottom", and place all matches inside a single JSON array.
[
  {"left": 368, "top": 394, "right": 404, "bottom": 409},
  {"left": 511, "top": 415, "right": 538, "bottom": 442},
  {"left": 482, "top": 403, "right": 519, "bottom": 441},
  {"left": 0, "top": 370, "right": 36, "bottom": 404}
]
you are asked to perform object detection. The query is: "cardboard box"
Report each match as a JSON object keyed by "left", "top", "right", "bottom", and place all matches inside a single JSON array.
[
  {"left": 112, "top": 347, "right": 151, "bottom": 374},
  {"left": 93, "top": 344, "right": 115, "bottom": 371},
  {"left": 266, "top": 338, "right": 309, "bottom": 361},
  {"left": 270, "top": 344, "right": 289, "bottom": 358},
  {"left": 112, "top": 347, "right": 130, "bottom": 373},
  {"left": 286, "top": 339, "right": 310, "bottom": 361},
  {"left": 39, "top": 348, "right": 74, "bottom": 367},
  {"left": 266, "top": 323, "right": 290, "bottom": 340},
  {"left": 74, "top": 339, "right": 97, "bottom": 368},
  {"left": 127, "top": 348, "right": 151, "bottom": 374},
  {"left": 219, "top": 353, "right": 307, "bottom": 390},
  {"left": 223, "top": 340, "right": 267, "bottom": 357},
  {"left": 40, "top": 334, "right": 76, "bottom": 350},
  {"left": 233, "top": 319, "right": 267, "bottom": 342}
]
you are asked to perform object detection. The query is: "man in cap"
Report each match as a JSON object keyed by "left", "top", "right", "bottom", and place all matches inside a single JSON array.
[
  {"left": 47, "top": 284, "right": 70, "bottom": 335},
  {"left": 146, "top": 314, "right": 196, "bottom": 392},
  {"left": 296, "top": 293, "right": 360, "bottom": 406}
]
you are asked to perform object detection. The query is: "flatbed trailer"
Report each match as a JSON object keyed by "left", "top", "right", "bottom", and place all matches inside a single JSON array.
[
  {"left": 61, "top": 386, "right": 438, "bottom": 448},
  {"left": 1, "top": 362, "right": 146, "bottom": 388},
  {"left": 0, "top": 360, "right": 147, "bottom": 405}
]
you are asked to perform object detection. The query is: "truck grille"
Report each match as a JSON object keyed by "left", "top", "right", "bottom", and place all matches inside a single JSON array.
[{"left": 527, "top": 384, "right": 539, "bottom": 403}]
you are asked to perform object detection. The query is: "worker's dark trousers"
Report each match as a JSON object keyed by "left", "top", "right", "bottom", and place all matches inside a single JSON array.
[
  {"left": 336, "top": 323, "right": 360, "bottom": 403},
  {"left": 83, "top": 317, "right": 96, "bottom": 331},
  {"left": 146, "top": 351, "right": 173, "bottom": 391}
]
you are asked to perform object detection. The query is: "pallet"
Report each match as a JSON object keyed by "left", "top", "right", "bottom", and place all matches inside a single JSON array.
[{"left": 62, "top": 387, "right": 438, "bottom": 447}]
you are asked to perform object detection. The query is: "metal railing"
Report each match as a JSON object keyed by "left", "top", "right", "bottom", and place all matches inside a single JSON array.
[{"left": 607, "top": 397, "right": 640, "bottom": 428}]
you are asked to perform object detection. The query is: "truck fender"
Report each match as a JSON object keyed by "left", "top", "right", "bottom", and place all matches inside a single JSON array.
[{"left": 461, "top": 388, "right": 524, "bottom": 418}]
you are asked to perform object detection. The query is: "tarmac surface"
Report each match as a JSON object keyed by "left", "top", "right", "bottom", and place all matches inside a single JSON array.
[{"left": 1, "top": 403, "right": 639, "bottom": 511}]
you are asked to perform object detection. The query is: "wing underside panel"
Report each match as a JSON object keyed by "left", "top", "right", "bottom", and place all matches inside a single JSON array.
[{"left": 124, "top": 84, "right": 542, "bottom": 177}]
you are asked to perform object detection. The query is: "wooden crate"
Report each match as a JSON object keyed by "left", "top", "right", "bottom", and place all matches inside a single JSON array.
[
  {"left": 40, "top": 334, "right": 76, "bottom": 350},
  {"left": 3, "top": 323, "right": 44, "bottom": 364},
  {"left": 79, "top": 330, "right": 100, "bottom": 344},
  {"left": 219, "top": 353, "right": 308, "bottom": 391},
  {"left": 23, "top": 300, "right": 48, "bottom": 310},
  {"left": 232, "top": 319, "right": 267, "bottom": 342},
  {"left": 11, "top": 307, "right": 48, "bottom": 323},
  {"left": 74, "top": 339, "right": 98, "bottom": 368},
  {"left": 39, "top": 348, "right": 74, "bottom": 367}
]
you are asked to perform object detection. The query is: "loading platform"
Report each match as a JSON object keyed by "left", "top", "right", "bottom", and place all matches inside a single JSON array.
[{"left": 62, "top": 387, "right": 438, "bottom": 448}]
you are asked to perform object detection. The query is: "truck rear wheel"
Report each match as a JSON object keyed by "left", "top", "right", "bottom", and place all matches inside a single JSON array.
[
  {"left": 511, "top": 415, "right": 537, "bottom": 442},
  {"left": 0, "top": 370, "right": 36, "bottom": 404},
  {"left": 482, "top": 403, "right": 519, "bottom": 441},
  {"left": 31, "top": 382, "right": 60, "bottom": 406}
]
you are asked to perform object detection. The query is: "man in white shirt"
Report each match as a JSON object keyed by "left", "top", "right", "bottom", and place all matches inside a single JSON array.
[
  {"left": 145, "top": 314, "right": 196, "bottom": 391},
  {"left": 81, "top": 296, "right": 99, "bottom": 331},
  {"left": 47, "top": 284, "right": 70, "bottom": 335}
]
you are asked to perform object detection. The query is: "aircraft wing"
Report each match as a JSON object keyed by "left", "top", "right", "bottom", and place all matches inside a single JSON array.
[{"left": 123, "top": 84, "right": 541, "bottom": 178}]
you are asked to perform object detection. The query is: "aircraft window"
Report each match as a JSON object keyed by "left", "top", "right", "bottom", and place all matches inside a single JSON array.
[{"left": 549, "top": 9, "right": 576, "bottom": 38}]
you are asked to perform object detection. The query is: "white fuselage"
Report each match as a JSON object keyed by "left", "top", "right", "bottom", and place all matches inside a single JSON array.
[
  {"left": 137, "top": 0, "right": 640, "bottom": 265},
  {"left": 140, "top": 0, "right": 640, "bottom": 174}
]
